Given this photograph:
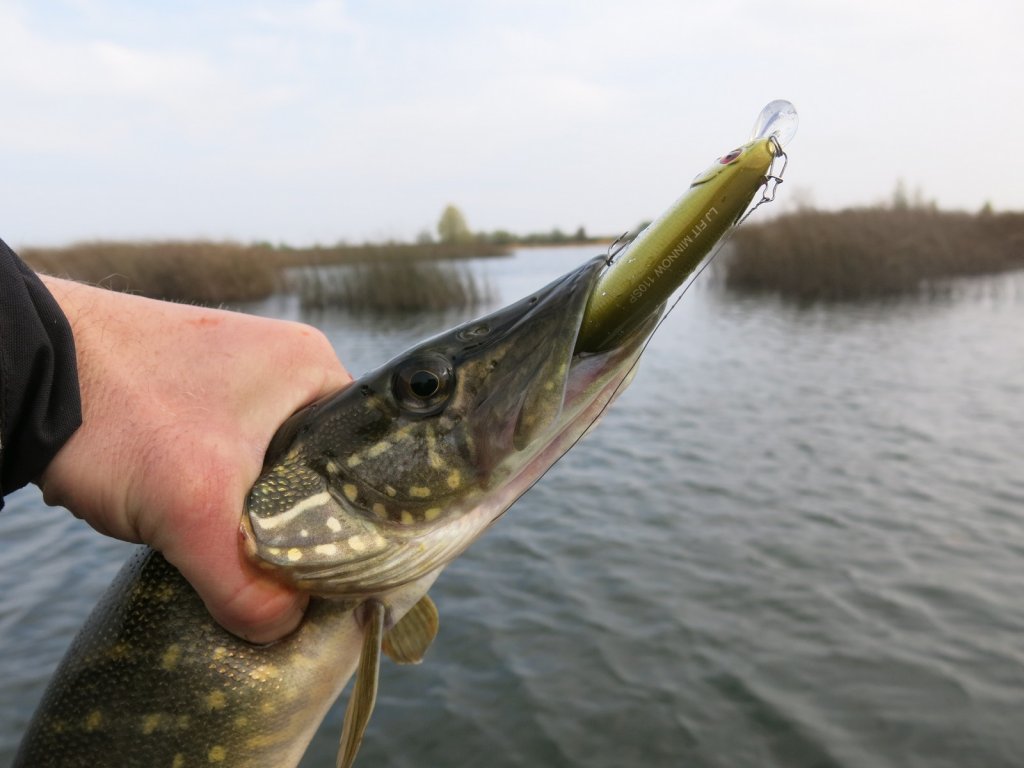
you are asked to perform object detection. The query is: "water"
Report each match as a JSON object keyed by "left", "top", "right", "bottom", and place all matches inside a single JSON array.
[{"left": 2, "top": 245, "right": 1023, "bottom": 767}]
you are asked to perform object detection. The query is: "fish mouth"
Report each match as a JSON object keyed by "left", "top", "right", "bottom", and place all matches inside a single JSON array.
[{"left": 464, "top": 256, "right": 661, "bottom": 507}]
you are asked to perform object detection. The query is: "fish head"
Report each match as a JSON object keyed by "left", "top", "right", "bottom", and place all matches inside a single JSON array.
[{"left": 242, "top": 255, "right": 658, "bottom": 596}]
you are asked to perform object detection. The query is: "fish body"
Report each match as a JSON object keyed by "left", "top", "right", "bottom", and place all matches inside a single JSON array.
[{"left": 14, "top": 547, "right": 437, "bottom": 767}]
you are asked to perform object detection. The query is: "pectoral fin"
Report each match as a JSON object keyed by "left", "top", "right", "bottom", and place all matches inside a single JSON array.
[
  {"left": 382, "top": 594, "right": 439, "bottom": 665},
  {"left": 337, "top": 600, "right": 386, "bottom": 768}
]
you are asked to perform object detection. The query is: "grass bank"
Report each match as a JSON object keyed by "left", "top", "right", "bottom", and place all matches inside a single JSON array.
[
  {"left": 723, "top": 208, "right": 1024, "bottom": 301},
  {"left": 21, "top": 240, "right": 508, "bottom": 305}
]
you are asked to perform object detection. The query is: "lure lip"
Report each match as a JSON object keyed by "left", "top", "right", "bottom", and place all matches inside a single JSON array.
[{"left": 750, "top": 99, "right": 799, "bottom": 147}]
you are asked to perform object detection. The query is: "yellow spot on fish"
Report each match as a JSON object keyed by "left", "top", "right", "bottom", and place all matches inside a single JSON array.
[
  {"left": 206, "top": 691, "right": 227, "bottom": 711},
  {"left": 326, "top": 516, "right": 342, "bottom": 533},
  {"left": 260, "top": 701, "right": 276, "bottom": 714},
  {"left": 447, "top": 470, "right": 461, "bottom": 489},
  {"left": 426, "top": 432, "right": 442, "bottom": 468},
  {"left": 172, "top": 755, "right": 185, "bottom": 768},
  {"left": 401, "top": 511, "right": 415, "bottom": 525},
  {"left": 409, "top": 486, "right": 431, "bottom": 498},
  {"left": 155, "top": 583, "right": 176, "bottom": 602},
  {"left": 343, "top": 483, "right": 358, "bottom": 502},
  {"left": 544, "top": 380, "right": 555, "bottom": 391},
  {"left": 212, "top": 646, "right": 228, "bottom": 662},
  {"left": 346, "top": 454, "right": 362, "bottom": 468},
  {"left": 162, "top": 645, "right": 182, "bottom": 670},
  {"left": 424, "top": 507, "right": 442, "bottom": 521},
  {"left": 208, "top": 745, "right": 227, "bottom": 762},
  {"left": 84, "top": 710, "right": 103, "bottom": 732},
  {"left": 299, "top": 529, "right": 309, "bottom": 538},
  {"left": 326, "top": 459, "right": 342, "bottom": 475},
  {"left": 251, "top": 664, "right": 281, "bottom": 682},
  {"left": 107, "top": 641, "right": 131, "bottom": 660},
  {"left": 287, "top": 548, "right": 303, "bottom": 562},
  {"left": 177, "top": 715, "right": 191, "bottom": 729},
  {"left": 141, "top": 713, "right": 162, "bottom": 734},
  {"left": 372, "top": 502, "right": 387, "bottom": 519},
  {"left": 384, "top": 485, "right": 397, "bottom": 497},
  {"left": 315, "top": 543, "right": 338, "bottom": 556},
  {"left": 234, "top": 715, "right": 249, "bottom": 728},
  {"left": 348, "top": 535, "right": 367, "bottom": 552},
  {"left": 368, "top": 440, "right": 391, "bottom": 458}
]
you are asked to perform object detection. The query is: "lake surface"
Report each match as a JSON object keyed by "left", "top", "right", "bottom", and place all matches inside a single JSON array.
[{"left": 2, "top": 245, "right": 1023, "bottom": 767}]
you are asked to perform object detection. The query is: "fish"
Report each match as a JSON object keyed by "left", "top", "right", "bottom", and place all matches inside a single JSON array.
[
  {"left": 14, "top": 105, "right": 791, "bottom": 767},
  {"left": 13, "top": 256, "right": 654, "bottom": 768}
]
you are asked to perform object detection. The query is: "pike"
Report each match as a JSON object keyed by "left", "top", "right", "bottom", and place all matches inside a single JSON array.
[{"left": 14, "top": 102, "right": 795, "bottom": 767}]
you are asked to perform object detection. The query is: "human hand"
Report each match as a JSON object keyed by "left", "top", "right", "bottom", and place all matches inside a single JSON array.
[{"left": 37, "top": 276, "right": 351, "bottom": 643}]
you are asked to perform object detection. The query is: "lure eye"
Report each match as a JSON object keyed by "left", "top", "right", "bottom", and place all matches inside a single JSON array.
[
  {"left": 718, "top": 148, "right": 743, "bottom": 164},
  {"left": 394, "top": 355, "right": 454, "bottom": 414}
]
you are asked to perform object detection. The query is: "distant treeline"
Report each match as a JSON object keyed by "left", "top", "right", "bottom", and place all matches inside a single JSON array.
[
  {"left": 432, "top": 203, "right": 601, "bottom": 248},
  {"left": 724, "top": 206, "right": 1024, "bottom": 301},
  {"left": 478, "top": 226, "right": 597, "bottom": 247}
]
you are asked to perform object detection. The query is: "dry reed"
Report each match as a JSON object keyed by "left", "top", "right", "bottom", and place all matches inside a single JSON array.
[
  {"left": 294, "top": 261, "right": 493, "bottom": 313},
  {"left": 21, "top": 241, "right": 279, "bottom": 303},
  {"left": 723, "top": 208, "right": 1024, "bottom": 301},
  {"left": 21, "top": 240, "right": 508, "bottom": 306}
]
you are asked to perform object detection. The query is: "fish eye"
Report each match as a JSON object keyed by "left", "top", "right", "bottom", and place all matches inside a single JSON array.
[
  {"left": 394, "top": 355, "right": 453, "bottom": 414},
  {"left": 409, "top": 369, "right": 440, "bottom": 397}
]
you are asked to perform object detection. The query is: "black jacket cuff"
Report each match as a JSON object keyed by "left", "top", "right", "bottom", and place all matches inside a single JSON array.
[{"left": 0, "top": 238, "right": 82, "bottom": 505}]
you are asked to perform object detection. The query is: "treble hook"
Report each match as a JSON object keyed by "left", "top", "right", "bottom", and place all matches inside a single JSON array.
[{"left": 604, "top": 230, "right": 632, "bottom": 266}]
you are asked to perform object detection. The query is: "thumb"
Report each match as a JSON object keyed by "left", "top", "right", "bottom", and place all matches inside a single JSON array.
[
  {"left": 164, "top": 513, "right": 310, "bottom": 645},
  {"left": 151, "top": 464, "right": 311, "bottom": 645}
]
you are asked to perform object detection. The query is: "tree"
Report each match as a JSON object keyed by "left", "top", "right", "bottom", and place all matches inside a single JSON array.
[{"left": 437, "top": 204, "right": 472, "bottom": 244}]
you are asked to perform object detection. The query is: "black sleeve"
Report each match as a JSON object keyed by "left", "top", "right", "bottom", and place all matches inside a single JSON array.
[{"left": 0, "top": 238, "right": 82, "bottom": 507}]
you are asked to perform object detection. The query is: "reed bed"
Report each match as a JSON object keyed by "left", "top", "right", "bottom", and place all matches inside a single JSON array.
[
  {"left": 21, "top": 241, "right": 280, "bottom": 303},
  {"left": 293, "top": 260, "right": 494, "bottom": 314},
  {"left": 723, "top": 208, "right": 1024, "bottom": 301},
  {"left": 22, "top": 240, "right": 508, "bottom": 306},
  {"left": 278, "top": 241, "right": 507, "bottom": 267}
]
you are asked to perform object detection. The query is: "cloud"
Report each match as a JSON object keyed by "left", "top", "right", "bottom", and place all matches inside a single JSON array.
[{"left": 3, "top": 0, "right": 1024, "bottom": 245}]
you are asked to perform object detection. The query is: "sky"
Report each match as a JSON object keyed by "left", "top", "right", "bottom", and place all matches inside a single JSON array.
[{"left": 2, "top": 0, "right": 1022, "bottom": 247}]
